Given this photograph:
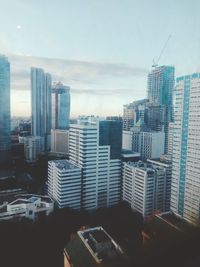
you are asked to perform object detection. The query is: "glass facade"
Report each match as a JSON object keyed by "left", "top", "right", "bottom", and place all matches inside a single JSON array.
[
  {"left": 99, "top": 120, "right": 122, "bottom": 159},
  {"left": 147, "top": 66, "right": 175, "bottom": 154},
  {"left": 31, "top": 67, "right": 52, "bottom": 151},
  {"left": 52, "top": 82, "right": 70, "bottom": 130},
  {"left": 147, "top": 66, "right": 175, "bottom": 106},
  {"left": 0, "top": 55, "right": 10, "bottom": 163}
]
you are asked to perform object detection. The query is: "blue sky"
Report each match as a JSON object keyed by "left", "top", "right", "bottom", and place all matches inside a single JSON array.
[{"left": 1, "top": 0, "right": 200, "bottom": 117}]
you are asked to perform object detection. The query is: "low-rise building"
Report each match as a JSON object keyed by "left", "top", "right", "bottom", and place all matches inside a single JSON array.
[
  {"left": 0, "top": 194, "right": 54, "bottom": 221},
  {"left": 64, "top": 226, "right": 127, "bottom": 267}
]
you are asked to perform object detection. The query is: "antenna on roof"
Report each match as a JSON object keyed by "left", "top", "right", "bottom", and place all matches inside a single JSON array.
[{"left": 152, "top": 34, "right": 171, "bottom": 68}]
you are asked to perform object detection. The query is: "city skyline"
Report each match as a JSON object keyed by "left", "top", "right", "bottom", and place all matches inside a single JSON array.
[
  {"left": 1, "top": 0, "right": 200, "bottom": 117},
  {"left": 1, "top": 2, "right": 200, "bottom": 266}
]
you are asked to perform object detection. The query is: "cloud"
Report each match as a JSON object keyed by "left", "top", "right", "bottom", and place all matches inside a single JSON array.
[{"left": 9, "top": 54, "right": 148, "bottom": 95}]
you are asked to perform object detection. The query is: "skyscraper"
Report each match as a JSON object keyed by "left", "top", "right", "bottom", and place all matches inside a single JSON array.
[
  {"left": 69, "top": 121, "right": 122, "bottom": 211},
  {"left": 147, "top": 66, "right": 174, "bottom": 106},
  {"left": 147, "top": 66, "right": 175, "bottom": 153},
  {"left": 52, "top": 82, "right": 70, "bottom": 130},
  {"left": 31, "top": 67, "right": 52, "bottom": 152},
  {"left": 171, "top": 73, "right": 200, "bottom": 225},
  {"left": 0, "top": 55, "right": 10, "bottom": 163}
]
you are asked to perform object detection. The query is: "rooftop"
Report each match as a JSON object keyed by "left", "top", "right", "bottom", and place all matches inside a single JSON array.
[
  {"left": 147, "top": 155, "right": 172, "bottom": 165},
  {"left": 50, "top": 160, "right": 80, "bottom": 171},
  {"left": 0, "top": 189, "right": 27, "bottom": 205},
  {"left": 65, "top": 226, "right": 127, "bottom": 267},
  {"left": 125, "top": 161, "right": 164, "bottom": 172},
  {"left": 90, "top": 229, "right": 110, "bottom": 243}
]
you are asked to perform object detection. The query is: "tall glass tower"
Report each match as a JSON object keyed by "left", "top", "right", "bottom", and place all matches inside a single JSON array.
[
  {"left": 171, "top": 73, "right": 200, "bottom": 225},
  {"left": 31, "top": 67, "right": 52, "bottom": 151},
  {"left": 0, "top": 55, "right": 10, "bottom": 163},
  {"left": 52, "top": 82, "right": 70, "bottom": 129},
  {"left": 147, "top": 66, "right": 175, "bottom": 153},
  {"left": 147, "top": 66, "right": 175, "bottom": 106}
]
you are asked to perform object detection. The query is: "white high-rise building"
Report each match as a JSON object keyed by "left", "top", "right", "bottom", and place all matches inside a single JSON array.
[
  {"left": 171, "top": 73, "right": 200, "bottom": 225},
  {"left": 69, "top": 122, "right": 121, "bottom": 210},
  {"left": 147, "top": 156, "right": 172, "bottom": 212},
  {"left": 24, "top": 136, "right": 41, "bottom": 163},
  {"left": 48, "top": 160, "right": 81, "bottom": 210},
  {"left": 31, "top": 67, "right": 52, "bottom": 152},
  {"left": 122, "top": 161, "right": 168, "bottom": 217},
  {"left": 168, "top": 122, "right": 174, "bottom": 156}
]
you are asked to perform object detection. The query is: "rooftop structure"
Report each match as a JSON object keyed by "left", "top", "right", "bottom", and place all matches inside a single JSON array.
[
  {"left": 64, "top": 226, "right": 127, "bottom": 267},
  {"left": 121, "top": 149, "right": 140, "bottom": 162}
]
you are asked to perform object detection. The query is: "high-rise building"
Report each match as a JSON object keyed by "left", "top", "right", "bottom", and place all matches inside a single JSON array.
[
  {"left": 31, "top": 67, "right": 52, "bottom": 152},
  {"left": 48, "top": 160, "right": 81, "bottom": 210},
  {"left": 147, "top": 66, "right": 174, "bottom": 106},
  {"left": 24, "top": 136, "right": 41, "bottom": 163},
  {"left": 69, "top": 121, "right": 121, "bottom": 211},
  {"left": 123, "top": 120, "right": 165, "bottom": 160},
  {"left": 171, "top": 73, "right": 200, "bottom": 225},
  {"left": 122, "top": 99, "right": 148, "bottom": 131},
  {"left": 147, "top": 66, "right": 175, "bottom": 153},
  {"left": 122, "top": 161, "right": 169, "bottom": 217},
  {"left": 146, "top": 104, "right": 165, "bottom": 132},
  {"left": 167, "top": 122, "right": 174, "bottom": 156},
  {"left": 0, "top": 55, "right": 10, "bottom": 163},
  {"left": 52, "top": 82, "right": 70, "bottom": 130},
  {"left": 147, "top": 155, "right": 172, "bottom": 212}
]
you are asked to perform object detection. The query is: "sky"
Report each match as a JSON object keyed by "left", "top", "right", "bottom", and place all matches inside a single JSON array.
[{"left": 1, "top": 0, "right": 200, "bottom": 117}]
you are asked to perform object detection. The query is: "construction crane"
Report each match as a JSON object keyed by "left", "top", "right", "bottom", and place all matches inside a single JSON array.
[{"left": 152, "top": 35, "right": 171, "bottom": 68}]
